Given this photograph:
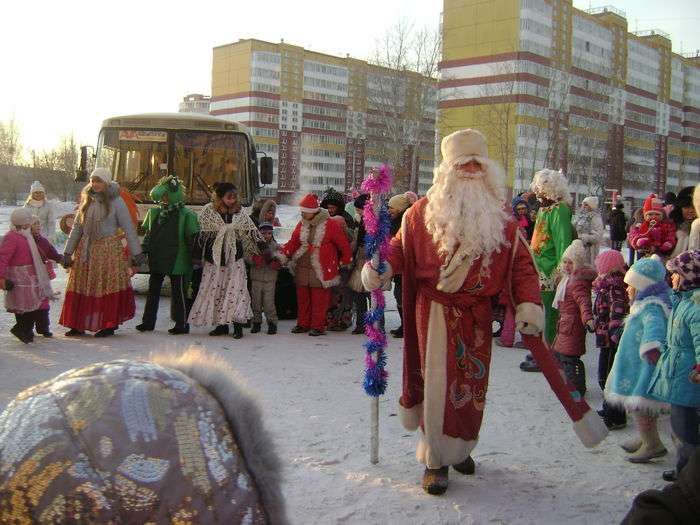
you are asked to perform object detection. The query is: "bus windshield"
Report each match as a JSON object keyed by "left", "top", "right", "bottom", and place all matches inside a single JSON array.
[{"left": 95, "top": 128, "right": 251, "bottom": 204}]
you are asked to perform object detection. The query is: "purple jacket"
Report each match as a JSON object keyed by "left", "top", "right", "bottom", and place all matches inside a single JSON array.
[
  {"left": 33, "top": 232, "right": 62, "bottom": 264},
  {"left": 553, "top": 266, "right": 596, "bottom": 357},
  {"left": 593, "top": 271, "right": 629, "bottom": 349}
]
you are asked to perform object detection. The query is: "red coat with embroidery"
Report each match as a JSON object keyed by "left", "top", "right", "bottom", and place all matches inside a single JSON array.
[
  {"left": 628, "top": 219, "right": 676, "bottom": 256},
  {"left": 280, "top": 211, "right": 352, "bottom": 288}
]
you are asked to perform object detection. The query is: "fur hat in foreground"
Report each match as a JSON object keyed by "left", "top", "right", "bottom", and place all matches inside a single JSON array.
[
  {"left": 0, "top": 347, "right": 289, "bottom": 524},
  {"left": 561, "top": 239, "right": 587, "bottom": 269},
  {"left": 440, "top": 128, "right": 489, "bottom": 166}
]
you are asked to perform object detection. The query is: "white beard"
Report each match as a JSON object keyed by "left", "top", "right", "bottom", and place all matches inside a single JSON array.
[{"left": 425, "top": 158, "right": 509, "bottom": 274}]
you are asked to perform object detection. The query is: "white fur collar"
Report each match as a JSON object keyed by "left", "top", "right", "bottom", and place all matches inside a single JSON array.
[{"left": 627, "top": 296, "right": 671, "bottom": 321}]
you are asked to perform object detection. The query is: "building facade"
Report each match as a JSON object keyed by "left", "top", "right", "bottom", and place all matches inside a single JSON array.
[
  {"left": 179, "top": 94, "right": 211, "bottom": 114},
  {"left": 210, "top": 39, "right": 437, "bottom": 201},
  {"left": 440, "top": 0, "right": 700, "bottom": 206}
]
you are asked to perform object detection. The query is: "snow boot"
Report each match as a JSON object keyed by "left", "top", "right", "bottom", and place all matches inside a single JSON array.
[
  {"left": 95, "top": 328, "right": 115, "bottom": 338},
  {"left": 452, "top": 456, "right": 475, "bottom": 475},
  {"left": 232, "top": 323, "right": 243, "bottom": 339},
  {"left": 519, "top": 359, "right": 541, "bottom": 372},
  {"left": 35, "top": 310, "right": 52, "bottom": 337},
  {"left": 627, "top": 424, "right": 667, "bottom": 463},
  {"left": 422, "top": 467, "right": 449, "bottom": 495},
  {"left": 209, "top": 325, "right": 229, "bottom": 336},
  {"left": 291, "top": 325, "right": 309, "bottom": 334},
  {"left": 10, "top": 324, "right": 32, "bottom": 344},
  {"left": 250, "top": 322, "right": 262, "bottom": 334},
  {"left": 168, "top": 323, "right": 189, "bottom": 335},
  {"left": 267, "top": 322, "right": 277, "bottom": 335}
]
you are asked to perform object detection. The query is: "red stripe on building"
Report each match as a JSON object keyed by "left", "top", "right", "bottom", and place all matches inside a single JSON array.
[
  {"left": 211, "top": 91, "right": 281, "bottom": 102},
  {"left": 669, "top": 100, "right": 683, "bottom": 109},
  {"left": 682, "top": 135, "right": 700, "bottom": 144},
  {"left": 683, "top": 106, "right": 700, "bottom": 115},
  {"left": 570, "top": 105, "right": 609, "bottom": 121},
  {"left": 438, "top": 94, "right": 547, "bottom": 108},
  {"left": 439, "top": 51, "right": 550, "bottom": 70},
  {"left": 670, "top": 116, "right": 682, "bottom": 124},
  {"left": 669, "top": 131, "right": 682, "bottom": 139},
  {"left": 625, "top": 85, "right": 658, "bottom": 101},
  {"left": 682, "top": 120, "right": 700, "bottom": 129},
  {"left": 569, "top": 85, "right": 609, "bottom": 103},
  {"left": 570, "top": 66, "right": 609, "bottom": 85},
  {"left": 210, "top": 106, "right": 279, "bottom": 116},
  {"left": 624, "top": 119, "right": 656, "bottom": 133},
  {"left": 626, "top": 102, "right": 656, "bottom": 116},
  {"left": 239, "top": 121, "right": 278, "bottom": 130},
  {"left": 438, "top": 72, "right": 549, "bottom": 89}
]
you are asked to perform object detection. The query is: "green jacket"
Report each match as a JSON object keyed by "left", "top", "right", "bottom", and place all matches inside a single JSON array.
[
  {"left": 530, "top": 201, "right": 572, "bottom": 291},
  {"left": 142, "top": 205, "right": 200, "bottom": 275}
]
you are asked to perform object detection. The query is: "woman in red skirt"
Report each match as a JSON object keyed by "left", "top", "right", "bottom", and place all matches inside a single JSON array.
[{"left": 59, "top": 168, "right": 144, "bottom": 337}]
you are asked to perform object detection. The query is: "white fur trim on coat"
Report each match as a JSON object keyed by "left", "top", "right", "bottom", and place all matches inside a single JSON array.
[
  {"left": 573, "top": 409, "right": 608, "bottom": 448},
  {"left": 399, "top": 402, "right": 422, "bottom": 431},
  {"left": 417, "top": 300, "right": 478, "bottom": 468},
  {"left": 627, "top": 297, "right": 672, "bottom": 322},
  {"left": 153, "top": 347, "right": 289, "bottom": 525},
  {"left": 639, "top": 340, "right": 662, "bottom": 359},
  {"left": 624, "top": 269, "right": 656, "bottom": 293},
  {"left": 515, "top": 302, "right": 544, "bottom": 335},
  {"left": 290, "top": 215, "right": 340, "bottom": 288},
  {"left": 603, "top": 391, "right": 669, "bottom": 415}
]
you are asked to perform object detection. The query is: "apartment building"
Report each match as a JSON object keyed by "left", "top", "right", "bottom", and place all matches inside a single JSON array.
[
  {"left": 178, "top": 94, "right": 211, "bottom": 114},
  {"left": 210, "top": 39, "right": 437, "bottom": 201},
  {"left": 440, "top": 0, "right": 700, "bottom": 205}
]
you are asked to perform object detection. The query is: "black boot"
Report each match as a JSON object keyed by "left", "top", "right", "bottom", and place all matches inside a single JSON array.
[
  {"left": 209, "top": 325, "right": 229, "bottom": 336},
  {"left": 65, "top": 328, "right": 85, "bottom": 337},
  {"left": 556, "top": 353, "right": 586, "bottom": 396},
  {"left": 168, "top": 323, "right": 189, "bottom": 335},
  {"left": 95, "top": 328, "right": 116, "bottom": 338},
  {"left": 232, "top": 323, "right": 243, "bottom": 339},
  {"left": 291, "top": 325, "right": 309, "bottom": 334},
  {"left": 267, "top": 322, "right": 277, "bottom": 335},
  {"left": 422, "top": 466, "right": 449, "bottom": 495},
  {"left": 135, "top": 323, "right": 155, "bottom": 332},
  {"left": 250, "top": 322, "right": 262, "bottom": 334},
  {"left": 452, "top": 456, "right": 475, "bottom": 475},
  {"left": 35, "top": 310, "right": 52, "bottom": 337},
  {"left": 390, "top": 326, "right": 403, "bottom": 338},
  {"left": 11, "top": 315, "right": 32, "bottom": 344}
]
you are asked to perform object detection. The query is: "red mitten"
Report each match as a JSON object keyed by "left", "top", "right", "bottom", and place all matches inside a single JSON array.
[
  {"left": 644, "top": 348, "right": 661, "bottom": 365},
  {"left": 636, "top": 237, "right": 650, "bottom": 248},
  {"left": 270, "top": 260, "right": 282, "bottom": 270},
  {"left": 661, "top": 241, "right": 673, "bottom": 252},
  {"left": 252, "top": 255, "right": 265, "bottom": 267}
]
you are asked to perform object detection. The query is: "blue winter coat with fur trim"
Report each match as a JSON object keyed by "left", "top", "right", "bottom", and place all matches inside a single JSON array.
[
  {"left": 648, "top": 290, "right": 700, "bottom": 408},
  {"left": 604, "top": 288, "right": 671, "bottom": 413}
]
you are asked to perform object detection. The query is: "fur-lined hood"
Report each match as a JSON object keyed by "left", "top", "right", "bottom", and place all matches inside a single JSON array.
[{"left": 259, "top": 199, "right": 277, "bottom": 224}]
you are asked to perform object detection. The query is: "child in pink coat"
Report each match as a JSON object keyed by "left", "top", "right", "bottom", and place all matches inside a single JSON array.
[
  {"left": 628, "top": 194, "right": 677, "bottom": 258},
  {"left": 0, "top": 209, "right": 55, "bottom": 343},
  {"left": 552, "top": 240, "right": 596, "bottom": 396},
  {"left": 30, "top": 216, "right": 62, "bottom": 336}
]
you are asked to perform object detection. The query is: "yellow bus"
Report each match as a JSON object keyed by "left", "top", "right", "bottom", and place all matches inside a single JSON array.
[{"left": 76, "top": 112, "right": 273, "bottom": 208}]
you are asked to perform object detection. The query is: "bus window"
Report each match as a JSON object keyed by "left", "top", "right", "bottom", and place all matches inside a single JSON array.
[
  {"left": 96, "top": 128, "right": 167, "bottom": 202},
  {"left": 173, "top": 132, "right": 249, "bottom": 205}
]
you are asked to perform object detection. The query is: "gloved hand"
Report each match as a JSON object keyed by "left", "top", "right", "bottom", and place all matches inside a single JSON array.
[
  {"left": 62, "top": 253, "right": 73, "bottom": 268},
  {"left": 361, "top": 262, "right": 392, "bottom": 291},
  {"left": 661, "top": 241, "right": 673, "bottom": 252},
  {"left": 132, "top": 253, "right": 147, "bottom": 267},
  {"left": 643, "top": 348, "right": 661, "bottom": 365},
  {"left": 516, "top": 321, "right": 540, "bottom": 335},
  {"left": 252, "top": 255, "right": 265, "bottom": 267},
  {"left": 636, "top": 237, "right": 650, "bottom": 248},
  {"left": 585, "top": 320, "right": 595, "bottom": 333}
]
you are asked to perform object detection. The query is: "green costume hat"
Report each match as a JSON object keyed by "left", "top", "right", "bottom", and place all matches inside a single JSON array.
[{"left": 150, "top": 175, "right": 185, "bottom": 204}]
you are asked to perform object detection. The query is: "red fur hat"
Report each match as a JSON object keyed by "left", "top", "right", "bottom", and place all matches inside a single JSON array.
[{"left": 299, "top": 193, "right": 320, "bottom": 213}]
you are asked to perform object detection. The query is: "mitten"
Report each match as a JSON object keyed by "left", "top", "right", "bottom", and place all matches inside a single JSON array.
[
  {"left": 252, "top": 255, "right": 265, "bottom": 267},
  {"left": 636, "top": 237, "right": 650, "bottom": 248},
  {"left": 643, "top": 348, "right": 661, "bottom": 365},
  {"left": 660, "top": 241, "right": 673, "bottom": 252}
]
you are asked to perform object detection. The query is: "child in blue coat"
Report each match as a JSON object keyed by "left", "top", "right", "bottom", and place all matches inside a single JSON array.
[
  {"left": 605, "top": 255, "right": 671, "bottom": 463},
  {"left": 649, "top": 250, "right": 700, "bottom": 481}
]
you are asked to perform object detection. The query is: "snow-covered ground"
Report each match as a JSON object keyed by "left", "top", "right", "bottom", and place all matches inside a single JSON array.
[{"left": 0, "top": 203, "right": 671, "bottom": 524}]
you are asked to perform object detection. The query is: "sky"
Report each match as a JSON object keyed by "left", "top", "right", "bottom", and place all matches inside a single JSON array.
[{"left": 1, "top": 0, "right": 698, "bottom": 155}]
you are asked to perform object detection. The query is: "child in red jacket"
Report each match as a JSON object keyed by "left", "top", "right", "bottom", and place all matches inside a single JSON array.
[
  {"left": 278, "top": 194, "right": 352, "bottom": 336},
  {"left": 628, "top": 194, "right": 677, "bottom": 258},
  {"left": 552, "top": 239, "right": 596, "bottom": 396}
]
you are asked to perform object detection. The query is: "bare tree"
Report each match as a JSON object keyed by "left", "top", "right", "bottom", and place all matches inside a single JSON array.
[
  {"left": 368, "top": 19, "right": 440, "bottom": 193},
  {"left": 0, "top": 116, "right": 23, "bottom": 166}
]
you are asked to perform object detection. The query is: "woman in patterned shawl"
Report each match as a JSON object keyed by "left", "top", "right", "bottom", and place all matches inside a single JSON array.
[{"left": 188, "top": 182, "right": 262, "bottom": 339}]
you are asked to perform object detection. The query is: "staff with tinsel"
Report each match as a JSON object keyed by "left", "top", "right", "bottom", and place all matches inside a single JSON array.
[{"left": 359, "top": 164, "right": 393, "bottom": 464}]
